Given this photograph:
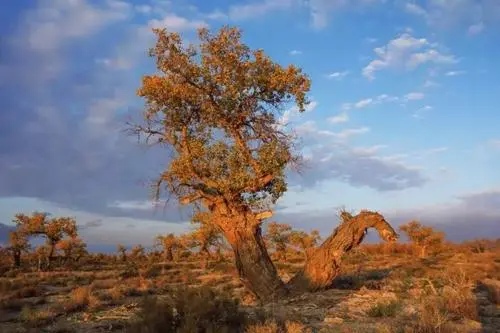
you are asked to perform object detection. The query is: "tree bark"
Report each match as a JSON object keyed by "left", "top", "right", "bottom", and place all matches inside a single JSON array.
[
  {"left": 287, "top": 211, "right": 398, "bottom": 292},
  {"left": 13, "top": 250, "right": 21, "bottom": 268},
  {"left": 223, "top": 221, "right": 289, "bottom": 302}
]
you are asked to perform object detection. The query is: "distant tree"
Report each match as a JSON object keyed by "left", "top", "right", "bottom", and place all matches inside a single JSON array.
[
  {"left": 190, "top": 211, "right": 224, "bottom": 258},
  {"left": 13, "top": 212, "right": 78, "bottom": 269},
  {"left": 33, "top": 245, "right": 50, "bottom": 271},
  {"left": 129, "top": 25, "right": 398, "bottom": 300},
  {"left": 130, "top": 244, "right": 146, "bottom": 261},
  {"left": 56, "top": 237, "right": 87, "bottom": 263},
  {"left": 399, "top": 220, "right": 444, "bottom": 258},
  {"left": 265, "top": 222, "right": 293, "bottom": 260},
  {"left": 7, "top": 231, "right": 30, "bottom": 267},
  {"left": 117, "top": 244, "right": 127, "bottom": 262},
  {"left": 156, "top": 234, "right": 181, "bottom": 261},
  {"left": 290, "top": 229, "right": 321, "bottom": 258}
]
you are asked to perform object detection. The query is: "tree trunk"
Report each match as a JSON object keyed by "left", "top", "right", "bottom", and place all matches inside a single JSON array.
[
  {"left": 47, "top": 242, "right": 56, "bottom": 270},
  {"left": 13, "top": 250, "right": 21, "bottom": 268},
  {"left": 165, "top": 248, "right": 173, "bottom": 261},
  {"left": 223, "top": 222, "right": 289, "bottom": 302},
  {"left": 287, "top": 211, "right": 398, "bottom": 293}
]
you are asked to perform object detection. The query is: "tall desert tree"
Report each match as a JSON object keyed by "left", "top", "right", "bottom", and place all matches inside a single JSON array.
[
  {"left": 131, "top": 26, "right": 398, "bottom": 301},
  {"left": 13, "top": 212, "right": 78, "bottom": 269}
]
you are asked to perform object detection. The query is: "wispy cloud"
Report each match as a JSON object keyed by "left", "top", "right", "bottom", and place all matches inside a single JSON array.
[
  {"left": 326, "top": 71, "right": 349, "bottom": 80},
  {"left": 468, "top": 22, "right": 486, "bottom": 36},
  {"left": 404, "top": 3, "right": 427, "bottom": 17},
  {"left": 445, "top": 70, "right": 467, "bottom": 77},
  {"left": 404, "top": 92, "right": 425, "bottom": 101},
  {"left": 290, "top": 50, "right": 302, "bottom": 55},
  {"left": 423, "top": 79, "right": 440, "bottom": 88},
  {"left": 412, "top": 105, "right": 433, "bottom": 119},
  {"left": 228, "top": 0, "right": 294, "bottom": 21},
  {"left": 328, "top": 112, "right": 349, "bottom": 124}
]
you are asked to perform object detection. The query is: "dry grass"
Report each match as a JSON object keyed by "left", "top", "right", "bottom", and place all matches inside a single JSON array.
[{"left": 0, "top": 242, "right": 498, "bottom": 333}]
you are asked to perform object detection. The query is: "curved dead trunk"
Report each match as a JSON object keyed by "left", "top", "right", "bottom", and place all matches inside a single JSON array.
[
  {"left": 287, "top": 211, "right": 398, "bottom": 292},
  {"left": 221, "top": 216, "right": 289, "bottom": 302}
]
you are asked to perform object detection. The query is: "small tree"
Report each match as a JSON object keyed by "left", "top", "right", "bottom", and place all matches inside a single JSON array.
[
  {"left": 117, "top": 244, "right": 127, "bottom": 262},
  {"left": 56, "top": 237, "right": 87, "bottom": 263},
  {"left": 130, "top": 244, "right": 146, "bottom": 261},
  {"left": 156, "top": 234, "right": 181, "bottom": 261},
  {"left": 265, "top": 222, "right": 292, "bottom": 260},
  {"left": 190, "top": 211, "right": 224, "bottom": 259},
  {"left": 13, "top": 212, "right": 78, "bottom": 269},
  {"left": 290, "top": 229, "right": 321, "bottom": 258},
  {"left": 7, "top": 231, "right": 30, "bottom": 267},
  {"left": 399, "top": 220, "right": 444, "bottom": 258}
]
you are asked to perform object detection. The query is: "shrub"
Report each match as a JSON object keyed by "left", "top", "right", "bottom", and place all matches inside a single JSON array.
[
  {"left": 126, "top": 286, "right": 248, "bottom": 333},
  {"left": 366, "top": 300, "right": 401, "bottom": 318}
]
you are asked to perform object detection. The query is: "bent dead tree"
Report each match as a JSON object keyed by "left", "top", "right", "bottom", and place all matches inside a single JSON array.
[{"left": 131, "top": 26, "right": 398, "bottom": 301}]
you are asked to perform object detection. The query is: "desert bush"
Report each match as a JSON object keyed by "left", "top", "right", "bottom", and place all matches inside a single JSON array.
[
  {"left": 366, "top": 300, "right": 401, "bottom": 317},
  {"left": 19, "top": 305, "right": 59, "bottom": 327},
  {"left": 126, "top": 286, "right": 248, "bottom": 333}
]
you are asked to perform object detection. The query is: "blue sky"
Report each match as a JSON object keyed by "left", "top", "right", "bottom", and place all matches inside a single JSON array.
[{"left": 1, "top": 0, "right": 499, "bottom": 248}]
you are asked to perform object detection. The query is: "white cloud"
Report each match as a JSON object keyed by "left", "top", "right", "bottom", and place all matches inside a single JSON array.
[
  {"left": 148, "top": 14, "right": 208, "bottom": 31},
  {"left": 228, "top": 0, "right": 294, "bottom": 21},
  {"left": 404, "top": 3, "right": 427, "bottom": 17},
  {"left": 108, "top": 200, "right": 164, "bottom": 210},
  {"left": 354, "top": 98, "right": 374, "bottom": 109},
  {"left": 135, "top": 5, "right": 153, "bottom": 14},
  {"left": 204, "top": 10, "right": 228, "bottom": 20},
  {"left": 423, "top": 79, "right": 440, "bottom": 88},
  {"left": 290, "top": 50, "right": 302, "bottom": 55},
  {"left": 363, "top": 33, "right": 457, "bottom": 80},
  {"left": 352, "top": 144, "right": 387, "bottom": 155},
  {"left": 328, "top": 112, "right": 349, "bottom": 124},
  {"left": 468, "top": 22, "right": 486, "bottom": 35},
  {"left": 445, "top": 70, "right": 466, "bottom": 76},
  {"left": 279, "top": 100, "right": 318, "bottom": 127},
  {"left": 23, "top": 0, "right": 132, "bottom": 54},
  {"left": 402, "top": 0, "right": 500, "bottom": 33},
  {"left": 308, "top": 0, "right": 385, "bottom": 30},
  {"left": 489, "top": 139, "right": 500, "bottom": 150},
  {"left": 326, "top": 71, "right": 349, "bottom": 80},
  {"left": 404, "top": 92, "right": 425, "bottom": 101},
  {"left": 333, "top": 127, "right": 371, "bottom": 140}
]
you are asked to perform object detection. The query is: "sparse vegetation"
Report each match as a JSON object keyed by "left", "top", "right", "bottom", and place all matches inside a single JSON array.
[{"left": 0, "top": 24, "right": 498, "bottom": 333}]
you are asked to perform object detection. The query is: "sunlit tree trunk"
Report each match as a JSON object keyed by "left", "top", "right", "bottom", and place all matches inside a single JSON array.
[
  {"left": 287, "top": 212, "right": 398, "bottom": 292},
  {"left": 220, "top": 214, "right": 289, "bottom": 301}
]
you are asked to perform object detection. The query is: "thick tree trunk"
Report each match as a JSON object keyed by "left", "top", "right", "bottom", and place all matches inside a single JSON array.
[
  {"left": 287, "top": 211, "right": 398, "bottom": 292},
  {"left": 224, "top": 223, "right": 289, "bottom": 301}
]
